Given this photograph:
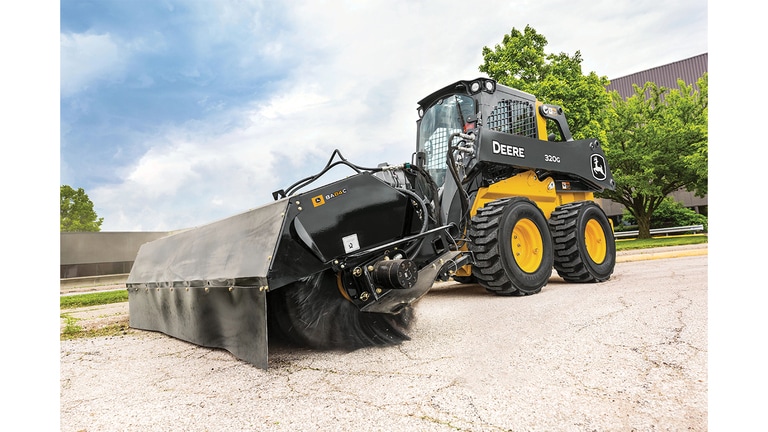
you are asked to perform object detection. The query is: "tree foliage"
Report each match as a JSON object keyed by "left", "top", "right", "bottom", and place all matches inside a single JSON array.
[
  {"left": 61, "top": 185, "right": 103, "bottom": 232},
  {"left": 479, "top": 25, "right": 709, "bottom": 240},
  {"left": 600, "top": 74, "right": 708, "bottom": 238},
  {"left": 479, "top": 25, "right": 611, "bottom": 139}
]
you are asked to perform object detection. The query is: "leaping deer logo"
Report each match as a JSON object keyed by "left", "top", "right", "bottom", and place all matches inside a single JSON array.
[{"left": 591, "top": 154, "right": 607, "bottom": 180}]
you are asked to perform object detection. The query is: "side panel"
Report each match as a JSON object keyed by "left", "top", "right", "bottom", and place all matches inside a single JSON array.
[
  {"left": 469, "top": 170, "right": 557, "bottom": 218},
  {"left": 268, "top": 173, "right": 414, "bottom": 289}
]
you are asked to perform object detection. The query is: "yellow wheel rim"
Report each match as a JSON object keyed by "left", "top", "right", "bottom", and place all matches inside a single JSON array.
[
  {"left": 584, "top": 219, "right": 607, "bottom": 264},
  {"left": 511, "top": 218, "right": 544, "bottom": 273}
]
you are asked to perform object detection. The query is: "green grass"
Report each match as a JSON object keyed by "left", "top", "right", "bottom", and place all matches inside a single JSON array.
[
  {"left": 615, "top": 234, "right": 708, "bottom": 251},
  {"left": 60, "top": 289, "right": 129, "bottom": 309},
  {"left": 60, "top": 320, "right": 131, "bottom": 340},
  {"left": 60, "top": 313, "right": 82, "bottom": 336}
]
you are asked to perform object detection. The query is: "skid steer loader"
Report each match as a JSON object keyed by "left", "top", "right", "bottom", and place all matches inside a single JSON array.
[{"left": 127, "top": 77, "right": 616, "bottom": 368}]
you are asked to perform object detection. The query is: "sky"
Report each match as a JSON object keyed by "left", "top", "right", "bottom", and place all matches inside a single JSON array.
[{"left": 56, "top": 0, "right": 710, "bottom": 232}]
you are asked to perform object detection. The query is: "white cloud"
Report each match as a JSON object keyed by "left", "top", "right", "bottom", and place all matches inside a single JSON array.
[
  {"left": 254, "top": 85, "right": 330, "bottom": 120},
  {"left": 60, "top": 33, "right": 126, "bottom": 97},
  {"left": 86, "top": 0, "right": 707, "bottom": 231}
]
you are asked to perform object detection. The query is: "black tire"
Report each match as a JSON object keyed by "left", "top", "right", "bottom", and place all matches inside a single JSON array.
[
  {"left": 451, "top": 274, "right": 477, "bottom": 285},
  {"left": 548, "top": 201, "right": 616, "bottom": 283},
  {"left": 468, "top": 198, "right": 554, "bottom": 296},
  {"left": 267, "top": 270, "right": 413, "bottom": 350}
]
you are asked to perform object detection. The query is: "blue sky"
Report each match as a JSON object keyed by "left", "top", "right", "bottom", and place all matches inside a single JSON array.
[{"left": 58, "top": 0, "right": 709, "bottom": 231}]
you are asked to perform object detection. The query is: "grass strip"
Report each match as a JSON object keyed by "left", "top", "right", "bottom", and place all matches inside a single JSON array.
[
  {"left": 615, "top": 234, "right": 707, "bottom": 251},
  {"left": 61, "top": 290, "right": 129, "bottom": 309}
]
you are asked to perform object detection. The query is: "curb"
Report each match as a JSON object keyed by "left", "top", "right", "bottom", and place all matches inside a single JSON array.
[{"left": 616, "top": 244, "right": 708, "bottom": 263}]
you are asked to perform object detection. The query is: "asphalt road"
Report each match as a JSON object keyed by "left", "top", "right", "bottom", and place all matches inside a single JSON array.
[{"left": 60, "top": 246, "right": 708, "bottom": 431}]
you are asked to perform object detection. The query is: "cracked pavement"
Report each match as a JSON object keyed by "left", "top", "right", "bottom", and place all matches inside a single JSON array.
[{"left": 60, "top": 249, "right": 707, "bottom": 431}]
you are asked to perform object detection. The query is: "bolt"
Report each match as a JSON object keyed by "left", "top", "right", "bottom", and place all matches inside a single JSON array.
[
  {"left": 360, "top": 292, "right": 370, "bottom": 301},
  {"left": 353, "top": 267, "right": 363, "bottom": 277}
]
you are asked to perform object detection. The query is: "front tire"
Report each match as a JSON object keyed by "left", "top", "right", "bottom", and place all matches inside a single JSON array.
[
  {"left": 548, "top": 201, "right": 616, "bottom": 282},
  {"left": 468, "top": 198, "right": 554, "bottom": 295}
]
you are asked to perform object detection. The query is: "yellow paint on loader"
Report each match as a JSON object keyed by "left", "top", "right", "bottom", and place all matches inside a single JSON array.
[{"left": 453, "top": 170, "right": 595, "bottom": 278}]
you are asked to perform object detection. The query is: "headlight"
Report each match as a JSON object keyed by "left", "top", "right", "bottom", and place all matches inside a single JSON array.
[{"left": 483, "top": 80, "right": 495, "bottom": 93}]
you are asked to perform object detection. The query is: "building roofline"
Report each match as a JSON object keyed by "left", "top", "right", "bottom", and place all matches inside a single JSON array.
[{"left": 610, "top": 53, "right": 708, "bottom": 81}]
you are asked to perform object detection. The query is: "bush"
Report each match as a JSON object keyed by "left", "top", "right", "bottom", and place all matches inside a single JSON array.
[{"left": 622, "top": 198, "right": 708, "bottom": 231}]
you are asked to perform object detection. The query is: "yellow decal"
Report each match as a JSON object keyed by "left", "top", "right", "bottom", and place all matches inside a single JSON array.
[
  {"left": 312, "top": 188, "right": 348, "bottom": 207},
  {"left": 312, "top": 195, "right": 325, "bottom": 207}
]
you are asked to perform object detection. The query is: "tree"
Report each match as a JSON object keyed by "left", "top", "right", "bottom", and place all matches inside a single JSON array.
[
  {"left": 61, "top": 185, "right": 104, "bottom": 232},
  {"left": 599, "top": 74, "right": 708, "bottom": 238},
  {"left": 622, "top": 197, "right": 708, "bottom": 232},
  {"left": 479, "top": 25, "right": 611, "bottom": 139}
]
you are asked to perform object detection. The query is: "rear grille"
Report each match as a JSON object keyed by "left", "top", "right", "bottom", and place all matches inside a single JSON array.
[{"left": 487, "top": 99, "right": 537, "bottom": 138}]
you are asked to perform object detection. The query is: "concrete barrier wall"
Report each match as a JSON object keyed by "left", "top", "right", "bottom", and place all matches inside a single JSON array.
[{"left": 61, "top": 232, "right": 171, "bottom": 278}]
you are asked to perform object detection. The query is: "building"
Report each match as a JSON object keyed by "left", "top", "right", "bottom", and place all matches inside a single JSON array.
[
  {"left": 606, "top": 53, "right": 707, "bottom": 99},
  {"left": 598, "top": 53, "right": 708, "bottom": 221}
]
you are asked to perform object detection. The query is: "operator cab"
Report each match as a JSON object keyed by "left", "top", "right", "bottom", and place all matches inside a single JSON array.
[
  {"left": 415, "top": 77, "right": 542, "bottom": 188},
  {"left": 416, "top": 94, "right": 475, "bottom": 186}
]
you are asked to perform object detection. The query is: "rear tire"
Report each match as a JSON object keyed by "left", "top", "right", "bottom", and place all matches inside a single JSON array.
[
  {"left": 548, "top": 201, "right": 615, "bottom": 282},
  {"left": 267, "top": 270, "right": 413, "bottom": 350},
  {"left": 468, "top": 198, "right": 554, "bottom": 295}
]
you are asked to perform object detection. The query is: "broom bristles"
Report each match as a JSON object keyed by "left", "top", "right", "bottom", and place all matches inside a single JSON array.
[{"left": 267, "top": 270, "right": 414, "bottom": 350}]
